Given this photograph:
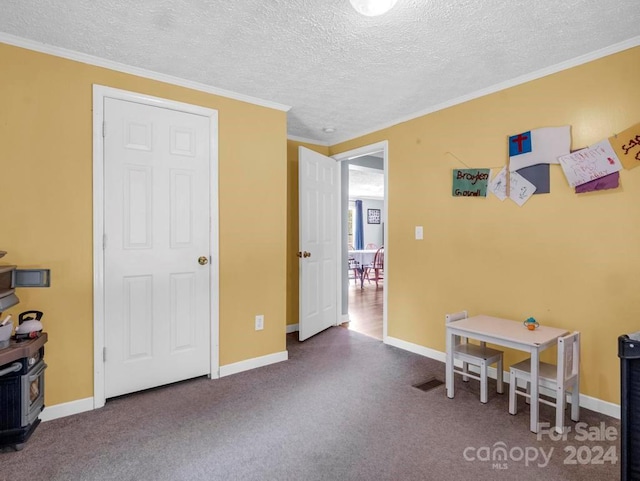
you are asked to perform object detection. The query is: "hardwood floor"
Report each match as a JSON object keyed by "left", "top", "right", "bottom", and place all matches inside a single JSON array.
[{"left": 342, "top": 280, "right": 383, "bottom": 340}]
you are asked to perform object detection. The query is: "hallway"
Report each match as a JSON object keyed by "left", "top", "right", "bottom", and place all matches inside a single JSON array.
[{"left": 343, "top": 282, "right": 383, "bottom": 340}]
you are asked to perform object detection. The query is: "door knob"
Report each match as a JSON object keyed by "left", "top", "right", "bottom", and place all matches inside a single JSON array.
[
  {"left": 303, "top": 251, "right": 311, "bottom": 258},
  {"left": 198, "top": 256, "right": 209, "bottom": 265},
  {"left": 297, "top": 252, "right": 303, "bottom": 258}
]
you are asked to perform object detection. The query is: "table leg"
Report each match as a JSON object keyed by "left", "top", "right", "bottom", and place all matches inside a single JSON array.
[
  {"left": 530, "top": 348, "right": 540, "bottom": 433},
  {"left": 446, "top": 329, "right": 454, "bottom": 399}
]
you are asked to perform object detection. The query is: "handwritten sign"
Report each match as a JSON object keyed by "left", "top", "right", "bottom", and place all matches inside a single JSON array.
[
  {"left": 452, "top": 169, "right": 490, "bottom": 197},
  {"left": 489, "top": 167, "right": 537, "bottom": 206},
  {"left": 609, "top": 122, "right": 640, "bottom": 170},
  {"left": 558, "top": 139, "right": 622, "bottom": 187}
]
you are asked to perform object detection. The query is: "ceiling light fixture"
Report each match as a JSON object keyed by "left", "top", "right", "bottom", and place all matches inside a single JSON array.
[
  {"left": 349, "top": 0, "right": 398, "bottom": 17},
  {"left": 322, "top": 127, "right": 336, "bottom": 133}
]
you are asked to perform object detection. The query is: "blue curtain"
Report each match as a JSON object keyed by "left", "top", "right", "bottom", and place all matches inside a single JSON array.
[{"left": 355, "top": 200, "right": 364, "bottom": 250}]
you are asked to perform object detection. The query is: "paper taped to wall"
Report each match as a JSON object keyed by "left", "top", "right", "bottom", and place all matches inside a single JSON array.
[
  {"left": 558, "top": 139, "right": 622, "bottom": 187},
  {"left": 489, "top": 167, "right": 537, "bottom": 206},
  {"left": 508, "top": 126, "right": 571, "bottom": 171}
]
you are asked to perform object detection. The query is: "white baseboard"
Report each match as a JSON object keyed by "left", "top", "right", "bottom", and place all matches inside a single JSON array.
[
  {"left": 40, "top": 397, "right": 95, "bottom": 422},
  {"left": 579, "top": 394, "right": 620, "bottom": 419},
  {"left": 386, "top": 336, "right": 447, "bottom": 362},
  {"left": 219, "top": 350, "right": 288, "bottom": 377},
  {"left": 287, "top": 317, "right": 351, "bottom": 333},
  {"left": 41, "top": 352, "right": 288, "bottom": 421},
  {"left": 385, "top": 336, "right": 621, "bottom": 420}
]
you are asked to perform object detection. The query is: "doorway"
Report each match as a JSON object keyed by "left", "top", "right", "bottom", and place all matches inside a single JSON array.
[{"left": 333, "top": 141, "right": 388, "bottom": 341}]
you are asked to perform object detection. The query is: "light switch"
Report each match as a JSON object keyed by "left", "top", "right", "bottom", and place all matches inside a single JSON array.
[{"left": 415, "top": 226, "right": 423, "bottom": 240}]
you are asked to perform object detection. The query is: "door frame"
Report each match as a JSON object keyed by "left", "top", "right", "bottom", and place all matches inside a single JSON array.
[
  {"left": 92, "top": 85, "right": 220, "bottom": 408},
  {"left": 333, "top": 140, "right": 388, "bottom": 340}
]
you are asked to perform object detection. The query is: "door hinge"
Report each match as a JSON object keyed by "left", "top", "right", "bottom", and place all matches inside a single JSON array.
[
  {"left": 103, "top": 234, "right": 106, "bottom": 250},
  {"left": 102, "top": 121, "right": 106, "bottom": 138},
  {"left": 103, "top": 347, "right": 106, "bottom": 362}
]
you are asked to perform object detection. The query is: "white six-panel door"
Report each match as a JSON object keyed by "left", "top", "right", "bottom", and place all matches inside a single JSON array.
[
  {"left": 298, "top": 147, "right": 339, "bottom": 341},
  {"left": 103, "top": 97, "right": 211, "bottom": 398}
]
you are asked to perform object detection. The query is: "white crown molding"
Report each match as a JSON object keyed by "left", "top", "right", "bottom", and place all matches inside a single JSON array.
[
  {"left": 331, "top": 36, "right": 640, "bottom": 145},
  {"left": 0, "top": 32, "right": 291, "bottom": 113},
  {"left": 287, "top": 134, "right": 330, "bottom": 147}
]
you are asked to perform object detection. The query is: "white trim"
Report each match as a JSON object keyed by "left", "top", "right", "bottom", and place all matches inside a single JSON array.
[
  {"left": 0, "top": 33, "right": 290, "bottom": 113},
  {"left": 287, "top": 135, "right": 330, "bottom": 147},
  {"left": 385, "top": 336, "right": 446, "bottom": 362},
  {"left": 286, "top": 323, "right": 299, "bottom": 334},
  {"left": 333, "top": 141, "right": 389, "bottom": 340},
  {"left": 329, "top": 36, "right": 640, "bottom": 145},
  {"left": 579, "top": 394, "right": 620, "bottom": 419},
  {"left": 335, "top": 160, "right": 344, "bottom": 329},
  {"left": 37, "top": 356, "right": 620, "bottom": 424},
  {"left": 92, "top": 85, "right": 220, "bottom": 408},
  {"left": 386, "top": 336, "right": 621, "bottom": 419},
  {"left": 92, "top": 87, "right": 106, "bottom": 408},
  {"left": 40, "top": 397, "right": 94, "bottom": 422},
  {"left": 3, "top": 31, "right": 635, "bottom": 146},
  {"left": 219, "top": 351, "right": 288, "bottom": 377},
  {"left": 349, "top": 195, "right": 383, "bottom": 202},
  {"left": 5, "top": 31, "right": 635, "bottom": 148}
]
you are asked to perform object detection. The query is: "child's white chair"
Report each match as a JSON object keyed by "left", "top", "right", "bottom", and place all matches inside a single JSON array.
[
  {"left": 509, "top": 331, "right": 580, "bottom": 434},
  {"left": 446, "top": 311, "right": 504, "bottom": 403}
]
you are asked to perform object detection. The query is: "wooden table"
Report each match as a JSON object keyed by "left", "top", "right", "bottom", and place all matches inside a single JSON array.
[{"left": 445, "top": 315, "right": 568, "bottom": 433}]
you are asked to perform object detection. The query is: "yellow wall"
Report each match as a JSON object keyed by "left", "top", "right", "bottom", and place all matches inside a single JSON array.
[
  {"left": 0, "top": 43, "right": 288, "bottom": 406},
  {"left": 326, "top": 46, "right": 640, "bottom": 404},
  {"left": 286, "top": 140, "right": 330, "bottom": 326}
]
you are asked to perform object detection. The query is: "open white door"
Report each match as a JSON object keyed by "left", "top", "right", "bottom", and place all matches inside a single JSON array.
[{"left": 298, "top": 147, "right": 339, "bottom": 341}]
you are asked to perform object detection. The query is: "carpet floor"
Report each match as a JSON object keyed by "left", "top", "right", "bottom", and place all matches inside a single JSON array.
[{"left": 0, "top": 327, "right": 620, "bottom": 480}]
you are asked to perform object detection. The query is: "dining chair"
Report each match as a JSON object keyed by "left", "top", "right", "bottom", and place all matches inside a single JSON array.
[
  {"left": 347, "top": 257, "right": 360, "bottom": 286},
  {"left": 446, "top": 310, "right": 504, "bottom": 403},
  {"left": 509, "top": 331, "right": 580, "bottom": 434},
  {"left": 364, "top": 246, "right": 384, "bottom": 287}
]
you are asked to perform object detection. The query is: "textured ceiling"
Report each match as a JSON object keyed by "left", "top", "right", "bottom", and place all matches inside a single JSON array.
[
  {"left": 1, "top": 0, "right": 639, "bottom": 144},
  {"left": 349, "top": 166, "right": 384, "bottom": 199}
]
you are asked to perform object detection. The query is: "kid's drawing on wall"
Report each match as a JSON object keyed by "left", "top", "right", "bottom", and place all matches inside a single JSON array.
[{"left": 489, "top": 167, "right": 536, "bottom": 206}]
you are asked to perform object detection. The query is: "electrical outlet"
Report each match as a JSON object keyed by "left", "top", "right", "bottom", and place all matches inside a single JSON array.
[
  {"left": 415, "top": 226, "right": 424, "bottom": 240},
  {"left": 255, "top": 314, "right": 264, "bottom": 331}
]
